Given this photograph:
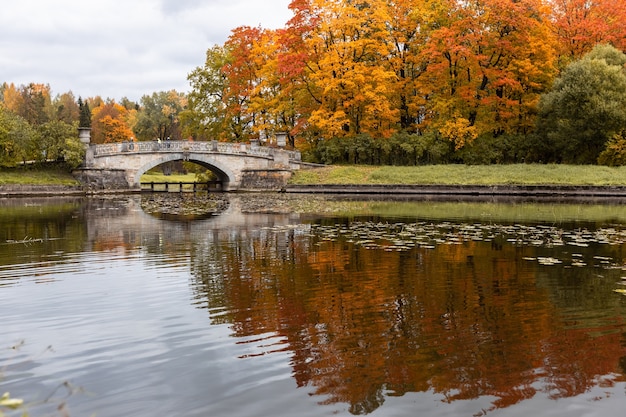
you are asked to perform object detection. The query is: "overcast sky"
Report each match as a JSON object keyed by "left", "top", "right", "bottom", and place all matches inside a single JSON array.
[{"left": 0, "top": 0, "right": 293, "bottom": 101}]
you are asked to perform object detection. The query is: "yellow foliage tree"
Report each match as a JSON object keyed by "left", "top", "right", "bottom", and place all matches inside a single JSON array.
[
  {"left": 439, "top": 114, "right": 478, "bottom": 150},
  {"left": 297, "top": 0, "right": 399, "bottom": 137}
]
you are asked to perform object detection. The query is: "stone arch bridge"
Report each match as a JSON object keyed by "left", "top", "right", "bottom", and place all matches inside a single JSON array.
[{"left": 73, "top": 140, "right": 303, "bottom": 191}]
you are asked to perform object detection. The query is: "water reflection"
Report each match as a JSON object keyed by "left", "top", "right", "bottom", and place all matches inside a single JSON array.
[
  {"left": 186, "top": 199, "right": 626, "bottom": 414},
  {"left": 2, "top": 195, "right": 626, "bottom": 416}
]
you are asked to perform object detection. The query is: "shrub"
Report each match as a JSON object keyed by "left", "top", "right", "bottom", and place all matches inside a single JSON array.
[{"left": 598, "top": 131, "right": 626, "bottom": 166}]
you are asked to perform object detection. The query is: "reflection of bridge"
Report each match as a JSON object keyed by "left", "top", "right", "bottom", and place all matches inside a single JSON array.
[
  {"left": 74, "top": 140, "right": 302, "bottom": 191},
  {"left": 84, "top": 195, "right": 301, "bottom": 252}
]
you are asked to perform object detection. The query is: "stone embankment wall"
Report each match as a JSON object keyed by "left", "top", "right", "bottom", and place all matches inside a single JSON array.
[
  {"left": 239, "top": 169, "right": 293, "bottom": 191},
  {"left": 0, "top": 184, "right": 85, "bottom": 197},
  {"left": 72, "top": 168, "right": 131, "bottom": 191}
]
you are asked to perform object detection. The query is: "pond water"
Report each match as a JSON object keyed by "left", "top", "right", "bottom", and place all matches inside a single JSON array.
[{"left": 2, "top": 194, "right": 626, "bottom": 417}]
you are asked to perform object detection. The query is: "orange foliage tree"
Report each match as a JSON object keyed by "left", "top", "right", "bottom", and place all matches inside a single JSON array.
[
  {"left": 550, "top": 0, "right": 626, "bottom": 62},
  {"left": 90, "top": 101, "right": 136, "bottom": 144},
  {"left": 2, "top": 82, "right": 53, "bottom": 125},
  {"left": 188, "top": 0, "right": 626, "bottom": 156},
  {"left": 221, "top": 26, "right": 266, "bottom": 141},
  {"left": 249, "top": 28, "right": 301, "bottom": 147},
  {"left": 420, "top": 0, "right": 558, "bottom": 147}
]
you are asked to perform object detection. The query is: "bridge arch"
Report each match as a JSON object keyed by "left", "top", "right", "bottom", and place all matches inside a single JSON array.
[{"left": 132, "top": 154, "right": 237, "bottom": 189}]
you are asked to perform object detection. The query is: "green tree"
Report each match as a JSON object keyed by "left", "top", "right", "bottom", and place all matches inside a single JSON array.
[
  {"left": 62, "top": 129, "right": 86, "bottom": 168},
  {"left": 37, "top": 120, "right": 79, "bottom": 162},
  {"left": 134, "top": 90, "right": 187, "bottom": 141},
  {"left": 536, "top": 44, "right": 626, "bottom": 163},
  {"left": 0, "top": 105, "right": 38, "bottom": 166},
  {"left": 186, "top": 45, "right": 232, "bottom": 140}
]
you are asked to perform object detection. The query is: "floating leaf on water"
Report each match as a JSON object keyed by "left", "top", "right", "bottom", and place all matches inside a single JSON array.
[
  {"left": 568, "top": 242, "right": 589, "bottom": 247},
  {"left": 0, "top": 392, "right": 24, "bottom": 409},
  {"left": 537, "top": 257, "right": 562, "bottom": 265}
]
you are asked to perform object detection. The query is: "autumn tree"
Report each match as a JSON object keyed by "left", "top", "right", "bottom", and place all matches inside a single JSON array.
[
  {"left": 51, "top": 91, "right": 80, "bottom": 124},
  {"left": 2, "top": 83, "right": 53, "bottom": 126},
  {"left": 296, "top": 0, "right": 399, "bottom": 137},
  {"left": 383, "top": 0, "right": 434, "bottom": 133},
  {"left": 221, "top": 26, "right": 265, "bottom": 141},
  {"left": 119, "top": 97, "right": 139, "bottom": 112},
  {"left": 536, "top": 44, "right": 626, "bottom": 163},
  {"left": 90, "top": 101, "right": 135, "bottom": 144},
  {"left": 549, "top": 0, "right": 626, "bottom": 63},
  {"left": 248, "top": 28, "right": 300, "bottom": 146},
  {"left": 598, "top": 130, "right": 626, "bottom": 166},
  {"left": 187, "top": 27, "right": 266, "bottom": 142},
  {"left": 269, "top": 0, "right": 327, "bottom": 148},
  {"left": 185, "top": 0, "right": 625, "bottom": 163},
  {"left": 419, "top": 0, "right": 558, "bottom": 149},
  {"left": 0, "top": 85, "right": 83, "bottom": 166}
]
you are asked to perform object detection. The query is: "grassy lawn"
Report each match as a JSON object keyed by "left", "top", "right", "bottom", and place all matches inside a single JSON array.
[
  {"left": 0, "top": 166, "right": 80, "bottom": 186},
  {"left": 139, "top": 172, "right": 198, "bottom": 183},
  {"left": 289, "top": 164, "right": 626, "bottom": 186}
]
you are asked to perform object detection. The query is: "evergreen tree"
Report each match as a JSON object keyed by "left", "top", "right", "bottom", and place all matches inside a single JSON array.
[{"left": 78, "top": 97, "right": 92, "bottom": 128}]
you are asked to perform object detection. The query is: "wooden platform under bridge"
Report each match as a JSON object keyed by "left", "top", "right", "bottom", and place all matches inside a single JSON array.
[{"left": 140, "top": 181, "right": 223, "bottom": 193}]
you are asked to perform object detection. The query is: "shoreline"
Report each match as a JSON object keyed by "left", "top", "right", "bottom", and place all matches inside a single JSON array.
[
  {"left": 3, "top": 183, "right": 626, "bottom": 199},
  {"left": 0, "top": 184, "right": 140, "bottom": 198},
  {"left": 284, "top": 184, "right": 626, "bottom": 198}
]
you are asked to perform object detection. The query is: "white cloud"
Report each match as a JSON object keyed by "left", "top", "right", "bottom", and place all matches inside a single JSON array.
[{"left": 0, "top": 0, "right": 293, "bottom": 101}]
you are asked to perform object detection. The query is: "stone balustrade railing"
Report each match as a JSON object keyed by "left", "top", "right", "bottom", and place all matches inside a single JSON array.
[{"left": 92, "top": 140, "right": 301, "bottom": 161}]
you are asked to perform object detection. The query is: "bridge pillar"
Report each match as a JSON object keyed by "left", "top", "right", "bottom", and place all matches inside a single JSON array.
[
  {"left": 272, "top": 150, "right": 291, "bottom": 169},
  {"left": 78, "top": 128, "right": 95, "bottom": 167}
]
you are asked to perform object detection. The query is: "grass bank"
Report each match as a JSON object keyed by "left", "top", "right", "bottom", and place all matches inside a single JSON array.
[
  {"left": 289, "top": 164, "right": 626, "bottom": 186},
  {"left": 3, "top": 164, "right": 626, "bottom": 188},
  {"left": 0, "top": 165, "right": 80, "bottom": 186},
  {"left": 0, "top": 167, "right": 197, "bottom": 187}
]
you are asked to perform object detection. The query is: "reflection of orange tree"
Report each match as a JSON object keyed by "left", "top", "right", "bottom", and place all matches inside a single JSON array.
[
  {"left": 540, "top": 328, "right": 625, "bottom": 401},
  {"left": 190, "top": 231, "right": 626, "bottom": 414}
]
